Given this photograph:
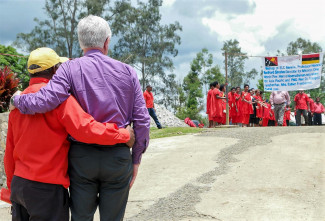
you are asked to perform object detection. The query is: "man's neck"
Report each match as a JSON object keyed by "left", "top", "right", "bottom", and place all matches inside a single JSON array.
[{"left": 83, "top": 47, "right": 105, "bottom": 54}]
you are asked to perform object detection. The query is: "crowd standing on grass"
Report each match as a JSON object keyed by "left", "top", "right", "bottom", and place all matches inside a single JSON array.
[{"left": 206, "top": 81, "right": 325, "bottom": 127}]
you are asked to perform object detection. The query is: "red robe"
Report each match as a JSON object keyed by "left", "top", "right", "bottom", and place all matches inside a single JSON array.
[
  {"left": 233, "top": 93, "right": 242, "bottom": 123},
  {"left": 221, "top": 92, "right": 226, "bottom": 125},
  {"left": 228, "top": 92, "right": 237, "bottom": 122},
  {"left": 253, "top": 95, "right": 263, "bottom": 118},
  {"left": 206, "top": 89, "right": 213, "bottom": 121},
  {"left": 262, "top": 103, "right": 271, "bottom": 126},
  {"left": 241, "top": 91, "right": 253, "bottom": 124},
  {"left": 210, "top": 88, "right": 223, "bottom": 122}
]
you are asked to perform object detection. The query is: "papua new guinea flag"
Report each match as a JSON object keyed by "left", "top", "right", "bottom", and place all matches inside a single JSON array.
[
  {"left": 265, "top": 57, "right": 278, "bottom": 66},
  {"left": 302, "top": 54, "right": 320, "bottom": 65}
]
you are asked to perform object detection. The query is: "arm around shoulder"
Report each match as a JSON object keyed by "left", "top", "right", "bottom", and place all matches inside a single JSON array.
[{"left": 57, "top": 96, "right": 130, "bottom": 145}]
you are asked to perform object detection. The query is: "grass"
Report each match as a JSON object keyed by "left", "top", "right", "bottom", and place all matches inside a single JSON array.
[{"left": 149, "top": 127, "right": 204, "bottom": 139}]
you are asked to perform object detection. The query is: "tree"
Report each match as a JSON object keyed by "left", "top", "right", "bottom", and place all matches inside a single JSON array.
[
  {"left": 0, "top": 45, "right": 29, "bottom": 89},
  {"left": 286, "top": 38, "right": 325, "bottom": 103},
  {"left": 14, "top": 0, "right": 129, "bottom": 58},
  {"left": 222, "top": 39, "right": 255, "bottom": 87},
  {"left": 110, "top": 0, "right": 182, "bottom": 91},
  {"left": 156, "top": 73, "right": 179, "bottom": 112},
  {"left": 193, "top": 48, "right": 224, "bottom": 94}
]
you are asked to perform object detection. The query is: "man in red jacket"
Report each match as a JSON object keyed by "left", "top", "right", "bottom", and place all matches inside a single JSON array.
[
  {"left": 294, "top": 90, "right": 310, "bottom": 126},
  {"left": 5, "top": 48, "right": 134, "bottom": 221},
  {"left": 143, "top": 85, "right": 162, "bottom": 129}
]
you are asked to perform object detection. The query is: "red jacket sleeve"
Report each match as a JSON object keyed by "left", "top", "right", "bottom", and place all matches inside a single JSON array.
[
  {"left": 4, "top": 114, "right": 15, "bottom": 190},
  {"left": 56, "top": 96, "right": 130, "bottom": 145}
]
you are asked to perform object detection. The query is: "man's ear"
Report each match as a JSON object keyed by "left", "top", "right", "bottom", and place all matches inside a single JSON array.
[{"left": 103, "top": 37, "right": 110, "bottom": 54}]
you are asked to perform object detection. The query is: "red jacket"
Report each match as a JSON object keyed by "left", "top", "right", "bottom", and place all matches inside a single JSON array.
[
  {"left": 4, "top": 78, "right": 130, "bottom": 190},
  {"left": 143, "top": 90, "right": 154, "bottom": 108}
]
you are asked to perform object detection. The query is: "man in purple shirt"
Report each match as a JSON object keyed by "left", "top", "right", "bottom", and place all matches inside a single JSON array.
[
  {"left": 11, "top": 15, "right": 150, "bottom": 221},
  {"left": 270, "top": 91, "right": 290, "bottom": 126}
]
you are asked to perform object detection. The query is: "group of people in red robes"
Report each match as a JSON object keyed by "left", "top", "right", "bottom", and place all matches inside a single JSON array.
[{"left": 206, "top": 82, "right": 292, "bottom": 127}]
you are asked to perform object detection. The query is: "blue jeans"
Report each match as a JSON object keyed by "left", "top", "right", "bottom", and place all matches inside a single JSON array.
[{"left": 148, "top": 108, "right": 162, "bottom": 128}]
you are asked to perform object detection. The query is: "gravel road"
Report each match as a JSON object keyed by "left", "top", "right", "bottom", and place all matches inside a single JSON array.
[{"left": 0, "top": 126, "right": 324, "bottom": 221}]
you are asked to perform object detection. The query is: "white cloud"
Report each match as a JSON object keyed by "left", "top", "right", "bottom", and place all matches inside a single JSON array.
[
  {"left": 201, "top": 0, "right": 325, "bottom": 56},
  {"left": 162, "top": 0, "right": 176, "bottom": 7}
]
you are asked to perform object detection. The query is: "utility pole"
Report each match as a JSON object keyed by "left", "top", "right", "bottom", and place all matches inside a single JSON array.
[{"left": 225, "top": 52, "right": 229, "bottom": 125}]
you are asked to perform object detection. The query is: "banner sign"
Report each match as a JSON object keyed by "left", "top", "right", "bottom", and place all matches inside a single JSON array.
[{"left": 262, "top": 53, "right": 323, "bottom": 91}]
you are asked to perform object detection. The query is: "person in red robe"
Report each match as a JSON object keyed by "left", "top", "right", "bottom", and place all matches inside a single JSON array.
[
  {"left": 206, "top": 83, "right": 215, "bottom": 128},
  {"left": 228, "top": 87, "right": 237, "bottom": 124},
  {"left": 262, "top": 101, "right": 271, "bottom": 127},
  {"left": 220, "top": 84, "right": 227, "bottom": 125},
  {"left": 210, "top": 81, "right": 225, "bottom": 127},
  {"left": 285, "top": 105, "right": 291, "bottom": 126},
  {"left": 268, "top": 105, "right": 276, "bottom": 126},
  {"left": 253, "top": 89, "right": 263, "bottom": 126},
  {"left": 233, "top": 86, "right": 242, "bottom": 125},
  {"left": 241, "top": 84, "right": 253, "bottom": 127}
]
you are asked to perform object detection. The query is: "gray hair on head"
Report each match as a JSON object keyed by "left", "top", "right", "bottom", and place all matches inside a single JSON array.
[{"left": 77, "top": 15, "right": 112, "bottom": 49}]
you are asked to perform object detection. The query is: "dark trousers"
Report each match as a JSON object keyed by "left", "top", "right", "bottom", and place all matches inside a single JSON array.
[
  {"left": 68, "top": 143, "right": 133, "bottom": 221},
  {"left": 307, "top": 112, "right": 313, "bottom": 125},
  {"left": 148, "top": 108, "right": 162, "bottom": 128},
  {"left": 313, "top": 113, "right": 322, "bottom": 125},
  {"left": 296, "top": 109, "right": 308, "bottom": 126},
  {"left": 10, "top": 176, "right": 69, "bottom": 221},
  {"left": 268, "top": 120, "right": 275, "bottom": 126}
]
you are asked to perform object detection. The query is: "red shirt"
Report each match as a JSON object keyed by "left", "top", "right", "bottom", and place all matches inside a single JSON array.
[
  {"left": 313, "top": 102, "right": 325, "bottom": 114},
  {"left": 4, "top": 78, "right": 130, "bottom": 190},
  {"left": 143, "top": 90, "right": 154, "bottom": 108},
  {"left": 294, "top": 93, "right": 309, "bottom": 110}
]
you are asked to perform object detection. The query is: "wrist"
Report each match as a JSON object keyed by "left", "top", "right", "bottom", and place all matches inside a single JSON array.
[{"left": 10, "top": 95, "right": 15, "bottom": 106}]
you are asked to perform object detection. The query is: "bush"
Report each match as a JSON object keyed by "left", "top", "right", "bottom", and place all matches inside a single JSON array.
[
  {"left": 0, "top": 66, "right": 19, "bottom": 113},
  {"left": 0, "top": 45, "right": 29, "bottom": 90}
]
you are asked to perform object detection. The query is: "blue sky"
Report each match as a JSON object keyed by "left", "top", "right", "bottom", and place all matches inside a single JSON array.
[{"left": 1, "top": 0, "right": 325, "bottom": 87}]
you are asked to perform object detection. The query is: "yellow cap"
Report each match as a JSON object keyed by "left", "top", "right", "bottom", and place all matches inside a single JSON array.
[{"left": 27, "top": 47, "right": 68, "bottom": 74}]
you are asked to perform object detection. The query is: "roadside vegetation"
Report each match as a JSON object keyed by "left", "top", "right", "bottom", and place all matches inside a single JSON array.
[{"left": 149, "top": 127, "right": 205, "bottom": 139}]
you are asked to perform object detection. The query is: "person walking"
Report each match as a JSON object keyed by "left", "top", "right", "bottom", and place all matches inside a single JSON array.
[
  {"left": 294, "top": 90, "right": 310, "bottom": 126},
  {"left": 312, "top": 97, "right": 325, "bottom": 125},
  {"left": 5, "top": 48, "right": 133, "bottom": 221},
  {"left": 143, "top": 85, "right": 162, "bottom": 129},
  {"left": 270, "top": 91, "right": 290, "bottom": 126},
  {"left": 10, "top": 15, "right": 150, "bottom": 221}
]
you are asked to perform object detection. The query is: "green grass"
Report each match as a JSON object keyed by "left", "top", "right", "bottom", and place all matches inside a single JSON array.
[{"left": 149, "top": 127, "right": 204, "bottom": 139}]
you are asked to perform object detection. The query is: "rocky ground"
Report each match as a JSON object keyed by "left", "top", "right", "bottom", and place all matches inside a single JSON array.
[{"left": 150, "top": 104, "right": 188, "bottom": 128}]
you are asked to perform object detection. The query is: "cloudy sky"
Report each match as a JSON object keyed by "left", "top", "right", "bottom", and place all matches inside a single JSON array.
[{"left": 1, "top": 0, "right": 325, "bottom": 87}]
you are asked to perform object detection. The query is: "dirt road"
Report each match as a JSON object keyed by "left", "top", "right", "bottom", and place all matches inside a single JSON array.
[{"left": 1, "top": 126, "right": 324, "bottom": 220}]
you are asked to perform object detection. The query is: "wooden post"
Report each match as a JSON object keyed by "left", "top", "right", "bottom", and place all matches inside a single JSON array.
[{"left": 225, "top": 52, "right": 229, "bottom": 125}]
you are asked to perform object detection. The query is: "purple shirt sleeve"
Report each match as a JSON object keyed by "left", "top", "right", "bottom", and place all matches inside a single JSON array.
[
  {"left": 285, "top": 91, "right": 291, "bottom": 105},
  {"left": 270, "top": 92, "right": 274, "bottom": 106},
  {"left": 129, "top": 67, "right": 150, "bottom": 164},
  {"left": 14, "top": 65, "right": 71, "bottom": 114}
]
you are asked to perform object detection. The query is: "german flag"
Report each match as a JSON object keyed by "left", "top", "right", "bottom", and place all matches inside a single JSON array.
[
  {"left": 265, "top": 57, "right": 278, "bottom": 66},
  {"left": 302, "top": 54, "right": 320, "bottom": 65}
]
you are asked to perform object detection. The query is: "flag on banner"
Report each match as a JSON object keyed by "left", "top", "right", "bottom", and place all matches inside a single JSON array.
[
  {"left": 302, "top": 54, "right": 320, "bottom": 64},
  {"left": 265, "top": 57, "right": 278, "bottom": 66}
]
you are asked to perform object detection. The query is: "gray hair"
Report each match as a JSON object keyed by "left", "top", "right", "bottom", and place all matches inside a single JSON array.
[{"left": 77, "top": 15, "right": 112, "bottom": 49}]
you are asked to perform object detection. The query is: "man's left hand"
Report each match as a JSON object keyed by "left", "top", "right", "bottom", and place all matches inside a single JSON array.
[
  {"left": 9, "top": 90, "right": 21, "bottom": 111},
  {"left": 125, "top": 125, "right": 135, "bottom": 148},
  {"left": 130, "top": 164, "right": 139, "bottom": 189}
]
